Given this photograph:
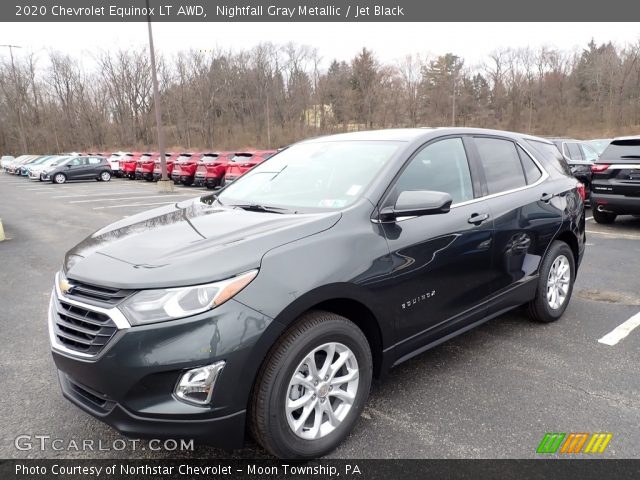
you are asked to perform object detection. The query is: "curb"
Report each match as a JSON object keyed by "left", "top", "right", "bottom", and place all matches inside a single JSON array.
[{"left": 0, "top": 218, "right": 4, "bottom": 241}]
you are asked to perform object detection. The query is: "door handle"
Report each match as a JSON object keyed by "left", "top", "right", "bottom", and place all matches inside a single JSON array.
[
  {"left": 468, "top": 213, "right": 490, "bottom": 225},
  {"left": 540, "top": 193, "right": 554, "bottom": 203}
]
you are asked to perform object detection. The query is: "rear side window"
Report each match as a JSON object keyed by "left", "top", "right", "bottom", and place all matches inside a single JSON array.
[
  {"left": 394, "top": 137, "right": 474, "bottom": 204},
  {"left": 564, "top": 142, "right": 583, "bottom": 161},
  {"left": 599, "top": 139, "right": 640, "bottom": 162},
  {"left": 88, "top": 157, "right": 102, "bottom": 165},
  {"left": 474, "top": 137, "right": 526, "bottom": 194},
  {"left": 525, "top": 140, "right": 573, "bottom": 177},
  {"left": 517, "top": 146, "right": 542, "bottom": 184}
]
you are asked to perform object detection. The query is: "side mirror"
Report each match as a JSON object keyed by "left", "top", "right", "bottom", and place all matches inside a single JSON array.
[{"left": 379, "top": 190, "right": 453, "bottom": 221}]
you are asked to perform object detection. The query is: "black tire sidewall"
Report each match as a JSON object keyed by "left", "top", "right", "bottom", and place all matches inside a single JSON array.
[
  {"left": 536, "top": 242, "right": 576, "bottom": 320},
  {"left": 265, "top": 319, "right": 372, "bottom": 458},
  {"left": 593, "top": 209, "right": 616, "bottom": 224}
]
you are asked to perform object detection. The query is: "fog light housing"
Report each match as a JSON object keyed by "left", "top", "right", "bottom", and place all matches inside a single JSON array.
[{"left": 174, "top": 361, "right": 225, "bottom": 405}]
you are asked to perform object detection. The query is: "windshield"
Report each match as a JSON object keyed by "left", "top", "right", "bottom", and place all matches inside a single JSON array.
[{"left": 217, "top": 140, "right": 400, "bottom": 210}]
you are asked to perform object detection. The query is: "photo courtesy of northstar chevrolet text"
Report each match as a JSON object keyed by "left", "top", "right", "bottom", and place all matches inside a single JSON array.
[{"left": 1, "top": 0, "right": 639, "bottom": 478}]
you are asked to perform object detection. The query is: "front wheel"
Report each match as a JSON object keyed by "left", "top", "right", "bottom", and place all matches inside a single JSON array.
[
  {"left": 250, "top": 311, "right": 372, "bottom": 459},
  {"left": 53, "top": 173, "right": 66, "bottom": 184},
  {"left": 527, "top": 241, "right": 575, "bottom": 323}
]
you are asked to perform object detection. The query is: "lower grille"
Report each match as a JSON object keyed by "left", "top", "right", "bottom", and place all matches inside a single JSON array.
[
  {"left": 53, "top": 298, "right": 118, "bottom": 355},
  {"left": 65, "top": 376, "right": 115, "bottom": 413}
]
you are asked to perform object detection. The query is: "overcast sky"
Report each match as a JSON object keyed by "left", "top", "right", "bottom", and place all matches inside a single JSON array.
[{"left": 1, "top": 22, "right": 639, "bottom": 69}]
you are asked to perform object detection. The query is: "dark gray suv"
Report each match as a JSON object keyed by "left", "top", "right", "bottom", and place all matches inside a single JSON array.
[{"left": 49, "top": 128, "right": 585, "bottom": 458}]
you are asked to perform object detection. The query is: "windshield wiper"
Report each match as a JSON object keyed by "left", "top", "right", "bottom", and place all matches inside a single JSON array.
[
  {"left": 620, "top": 155, "right": 640, "bottom": 159},
  {"left": 228, "top": 203, "right": 291, "bottom": 214}
]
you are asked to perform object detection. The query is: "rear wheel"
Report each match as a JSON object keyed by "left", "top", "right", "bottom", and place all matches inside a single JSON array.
[
  {"left": 527, "top": 241, "right": 575, "bottom": 323},
  {"left": 250, "top": 311, "right": 372, "bottom": 459},
  {"left": 53, "top": 173, "right": 66, "bottom": 184},
  {"left": 99, "top": 171, "right": 112, "bottom": 182},
  {"left": 592, "top": 209, "right": 617, "bottom": 224}
]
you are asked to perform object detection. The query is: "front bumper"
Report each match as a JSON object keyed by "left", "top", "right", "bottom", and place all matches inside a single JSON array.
[
  {"left": 48, "top": 284, "right": 278, "bottom": 447},
  {"left": 590, "top": 193, "right": 640, "bottom": 215}
]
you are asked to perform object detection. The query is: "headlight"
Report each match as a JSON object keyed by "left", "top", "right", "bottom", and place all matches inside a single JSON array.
[{"left": 120, "top": 270, "right": 258, "bottom": 326}]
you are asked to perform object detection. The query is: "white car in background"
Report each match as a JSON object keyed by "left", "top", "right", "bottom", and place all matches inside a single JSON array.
[
  {"left": 28, "top": 155, "right": 69, "bottom": 180},
  {"left": 107, "top": 152, "right": 128, "bottom": 177},
  {"left": 1, "top": 155, "right": 15, "bottom": 169}
]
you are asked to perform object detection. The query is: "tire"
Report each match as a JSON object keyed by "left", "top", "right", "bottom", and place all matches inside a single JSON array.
[
  {"left": 100, "top": 171, "right": 112, "bottom": 182},
  {"left": 250, "top": 311, "right": 372, "bottom": 459},
  {"left": 592, "top": 209, "right": 617, "bottom": 224},
  {"left": 52, "top": 173, "right": 66, "bottom": 184},
  {"left": 527, "top": 241, "right": 575, "bottom": 323}
]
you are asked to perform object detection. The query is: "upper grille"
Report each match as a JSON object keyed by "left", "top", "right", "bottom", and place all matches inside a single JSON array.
[
  {"left": 65, "top": 280, "right": 132, "bottom": 306},
  {"left": 53, "top": 298, "right": 118, "bottom": 355}
]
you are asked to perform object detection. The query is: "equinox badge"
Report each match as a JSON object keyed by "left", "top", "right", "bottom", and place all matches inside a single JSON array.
[{"left": 402, "top": 290, "right": 436, "bottom": 309}]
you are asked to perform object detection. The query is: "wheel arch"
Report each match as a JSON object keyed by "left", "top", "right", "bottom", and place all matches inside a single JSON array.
[
  {"left": 553, "top": 229, "right": 580, "bottom": 268},
  {"left": 268, "top": 284, "right": 391, "bottom": 379}
]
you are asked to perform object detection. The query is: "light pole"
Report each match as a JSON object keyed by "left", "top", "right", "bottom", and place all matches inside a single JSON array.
[
  {"left": 146, "top": 0, "right": 172, "bottom": 192},
  {"left": 0, "top": 44, "right": 27, "bottom": 153}
]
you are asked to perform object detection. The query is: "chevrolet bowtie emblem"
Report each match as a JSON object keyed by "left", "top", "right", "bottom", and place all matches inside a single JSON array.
[{"left": 59, "top": 277, "right": 74, "bottom": 295}]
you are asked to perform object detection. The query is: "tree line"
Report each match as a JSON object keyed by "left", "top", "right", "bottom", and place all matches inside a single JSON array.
[{"left": 0, "top": 39, "right": 638, "bottom": 155}]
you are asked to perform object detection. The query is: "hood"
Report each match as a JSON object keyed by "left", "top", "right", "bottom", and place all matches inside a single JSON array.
[{"left": 65, "top": 197, "right": 341, "bottom": 289}]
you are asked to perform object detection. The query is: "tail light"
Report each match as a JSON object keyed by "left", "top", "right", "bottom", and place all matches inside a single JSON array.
[
  {"left": 591, "top": 164, "right": 610, "bottom": 173},
  {"left": 576, "top": 182, "right": 586, "bottom": 202}
]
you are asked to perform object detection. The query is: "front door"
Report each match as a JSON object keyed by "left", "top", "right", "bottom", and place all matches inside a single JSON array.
[{"left": 379, "top": 137, "right": 495, "bottom": 353}]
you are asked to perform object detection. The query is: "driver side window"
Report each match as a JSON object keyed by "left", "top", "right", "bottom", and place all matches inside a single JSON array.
[{"left": 394, "top": 137, "right": 474, "bottom": 204}]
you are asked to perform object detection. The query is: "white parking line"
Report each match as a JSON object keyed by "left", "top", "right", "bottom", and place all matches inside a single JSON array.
[
  {"left": 586, "top": 216, "right": 593, "bottom": 221},
  {"left": 51, "top": 191, "right": 154, "bottom": 198},
  {"left": 586, "top": 229, "right": 640, "bottom": 240},
  {"left": 598, "top": 312, "right": 640, "bottom": 346},
  {"left": 70, "top": 194, "right": 195, "bottom": 204},
  {"left": 92, "top": 201, "right": 178, "bottom": 210}
]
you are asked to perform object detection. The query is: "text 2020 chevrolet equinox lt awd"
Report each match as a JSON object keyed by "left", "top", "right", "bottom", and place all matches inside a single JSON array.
[{"left": 49, "top": 128, "right": 585, "bottom": 458}]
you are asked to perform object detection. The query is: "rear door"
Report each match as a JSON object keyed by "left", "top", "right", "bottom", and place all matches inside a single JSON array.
[
  {"left": 86, "top": 157, "right": 103, "bottom": 177},
  {"left": 469, "top": 136, "right": 564, "bottom": 305}
]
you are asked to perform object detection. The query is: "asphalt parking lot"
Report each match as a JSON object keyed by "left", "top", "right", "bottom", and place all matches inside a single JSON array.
[{"left": 1, "top": 174, "right": 639, "bottom": 459}]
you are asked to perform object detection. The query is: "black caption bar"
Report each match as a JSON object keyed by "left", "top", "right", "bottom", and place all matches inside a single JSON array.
[
  {"left": 2, "top": 459, "right": 640, "bottom": 480},
  {"left": 4, "top": 0, "right": 640, "bottom": 21}
]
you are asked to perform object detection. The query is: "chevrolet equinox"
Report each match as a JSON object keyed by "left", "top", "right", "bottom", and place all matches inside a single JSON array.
[{"left": 49, "top": 128, "right": 585, "bottom": 458}]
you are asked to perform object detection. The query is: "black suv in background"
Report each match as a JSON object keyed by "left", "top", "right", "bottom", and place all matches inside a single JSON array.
[
  {"left": 49, "top": 128, "right": 584, "bottom": 458},
  {"left": 590, "top": 136, "right": 640, "bottom": 223},
  {"left": 548, "top": 137, "right": 599, "bottom": 197},
  {"left": 41, "top": 156, "right": 112, "bottom": 184}
]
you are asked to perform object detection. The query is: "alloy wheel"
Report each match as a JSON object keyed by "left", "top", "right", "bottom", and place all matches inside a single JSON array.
[
  {"left": 546, "top": 254, "right": 570, "bottom": 310},
  {"left": 285, "top": 342, "right": 359, "bottom": 440}
]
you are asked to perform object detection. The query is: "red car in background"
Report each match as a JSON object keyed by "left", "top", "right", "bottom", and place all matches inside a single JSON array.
[
  {"left": 223, "top": 150, "right": 277, "bottom": 185},
  {"left": 152, "top": 153, "right": 178, "bottom": 181},
  {"left": 194, "top": 152, "right": 232, "bottom": 189},
  {"left": 120, "top": 152, "right": 145, "bottom": 179},
  {"left": 171, "top": 152, "right": 203, "bottom": 186},
  {"left": 135, "top": 152, "right": 168, "bottom": 181}
]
